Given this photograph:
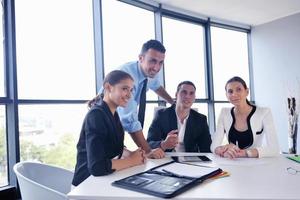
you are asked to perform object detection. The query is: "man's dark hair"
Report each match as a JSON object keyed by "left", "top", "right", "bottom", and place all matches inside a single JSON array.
[
  {"left": 176, "top": 81, "right": 196, "bottom": 93},
  {"left": 140, "top": 39, "right": 166, "bottom": 55}
]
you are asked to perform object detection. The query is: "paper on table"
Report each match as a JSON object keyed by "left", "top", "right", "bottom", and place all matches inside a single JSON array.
[
  {"left": 214, "top": 157, "right": 269, "bottom": 166},
  {"left": 154, "top": 162, "right": 220, "bottom": 178}
]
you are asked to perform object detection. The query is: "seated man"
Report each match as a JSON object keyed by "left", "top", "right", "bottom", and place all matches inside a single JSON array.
[{"left": 147, "top": 81, "right": 212, "bottom": 152}]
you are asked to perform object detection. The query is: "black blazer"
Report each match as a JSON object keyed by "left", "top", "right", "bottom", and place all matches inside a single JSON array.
[
  {"left": 72, "top": 101, "right": 124, "bottom": 186},
  {"left": 147, "top": 104, "right": 212, "bottom": 152}
]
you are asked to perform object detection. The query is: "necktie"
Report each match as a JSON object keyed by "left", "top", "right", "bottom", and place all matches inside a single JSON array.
[{"left": 138, "top": 79, "right": 148, "bottom": 128}]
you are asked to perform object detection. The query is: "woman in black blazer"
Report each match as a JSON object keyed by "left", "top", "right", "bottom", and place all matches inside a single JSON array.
[{"left": 72, "top": 70, "right": 146, "bottom": 187}]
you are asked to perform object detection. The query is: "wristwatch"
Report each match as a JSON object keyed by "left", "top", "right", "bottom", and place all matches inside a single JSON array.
[{"left": 246, "top": 149, "right": 253, "bottom": 158}]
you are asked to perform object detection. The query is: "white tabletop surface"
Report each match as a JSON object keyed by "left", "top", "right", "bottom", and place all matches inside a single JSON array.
[{"left": 68, "top": 153, "right": 300, "bottom": 200}]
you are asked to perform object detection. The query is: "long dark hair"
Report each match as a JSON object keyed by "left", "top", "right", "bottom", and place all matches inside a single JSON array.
[
  {"left": 225, "top": 76, "right": 252, "bottom": 106},
  {"left": 87, "top": 70, "right": 133, "bottom": 107}
]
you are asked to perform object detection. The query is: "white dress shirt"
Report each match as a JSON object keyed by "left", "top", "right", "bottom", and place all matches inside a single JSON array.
[{"left": 175, "top": 112, "right": 190, "bottom": 152}]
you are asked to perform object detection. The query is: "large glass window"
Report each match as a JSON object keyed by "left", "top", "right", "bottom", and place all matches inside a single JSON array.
[
  {"left": 1, "top": 0, "right": 252, "bottom": 190},
  {"left": 0, "top": 3, "right": 8, "bottom": 187},
  {"left": 0, "top": 3, "right": 4, "bottom": 97},
  {"left": 18, "top": 104, "right": 87, "bottom": 169},
  {"left": 15, "top": 0, "right": 95, "bottom": 100},
  {"left": 162, "top": 17, "right": 206, "bottom": 99},
  {"left": 102, "top": 0, "right": 155, "bottom": 72},
  {"left": 192, "top": 103, "right": 208, "bottom": 117},
  {"left": 102, "top": 0, "right": 157, "bottom": 100},
  {"left": 0, "top": 4, "right": 6, "bottom": 97},
  {"left": 211, "top": 26, "right": 250, "bottom": 101},
  {"left": 0, "top": 106, "right": 8, "bottom": 187}
]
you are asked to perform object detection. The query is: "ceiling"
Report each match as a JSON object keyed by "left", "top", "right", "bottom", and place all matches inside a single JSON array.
[{"left": 152, "top": 0, "right": 300, "bottom": 26}]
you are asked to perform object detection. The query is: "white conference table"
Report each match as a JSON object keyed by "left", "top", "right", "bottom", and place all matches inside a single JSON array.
[{"left": 68, "top": 153, "right": 300, "bottom": 200}]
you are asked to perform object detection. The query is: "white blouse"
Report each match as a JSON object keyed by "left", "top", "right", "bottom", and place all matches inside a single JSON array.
[{"left": 211, "top": 106, "right": 280, "bottom": 158}]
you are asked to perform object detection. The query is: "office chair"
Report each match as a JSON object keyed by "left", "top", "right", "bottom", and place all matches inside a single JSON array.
[{"left": 13, "top": 161, "right": 74, "bottom": 200}]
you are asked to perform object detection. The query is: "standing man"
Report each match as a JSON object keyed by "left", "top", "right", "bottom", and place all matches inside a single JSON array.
[
  {"left": 147, "top": 81, "right": 212, "bottom": 153},
  {"left": 92, "top": 40, "right": 174, "bottom": 158}
]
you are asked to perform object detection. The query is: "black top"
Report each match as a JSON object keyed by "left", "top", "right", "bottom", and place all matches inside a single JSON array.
[
  {"left": 228, "top": 106, "right": 256, "bottom": 149},
  {"left": 147, "top": 104, "right": 212, "bottom": 152},
  {"left": 72, "top": 100, "right": 124, "bottom": 186}
]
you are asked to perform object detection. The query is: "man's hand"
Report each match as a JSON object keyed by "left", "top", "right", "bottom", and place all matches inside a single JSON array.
[
  {"left": 160, "top": 130, "right": 178, "bottom": 150},
  {"left": 146, "top": 148, "right": 165, "bottom": 159}
]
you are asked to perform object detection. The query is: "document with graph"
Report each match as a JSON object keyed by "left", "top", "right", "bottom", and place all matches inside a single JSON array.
[{"left": 112, "top": 161, "right": 222, "bottom": 198}]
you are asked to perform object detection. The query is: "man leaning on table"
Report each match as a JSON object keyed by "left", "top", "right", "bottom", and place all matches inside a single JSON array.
[
  {"left": 147, "top": 81, "right": 212, "bottom": 152},
  {"left": 90, "top": 39, "right": 174, "bottom": 159}
]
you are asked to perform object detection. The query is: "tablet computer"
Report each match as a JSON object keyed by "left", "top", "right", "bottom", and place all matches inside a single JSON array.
[{"left": 175, "top": 155, "right": 212, "bottom": 162}]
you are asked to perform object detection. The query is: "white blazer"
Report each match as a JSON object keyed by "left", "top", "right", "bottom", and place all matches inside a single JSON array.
[{"left": 211, "top": 106, "right": 280, "bottom": 157}]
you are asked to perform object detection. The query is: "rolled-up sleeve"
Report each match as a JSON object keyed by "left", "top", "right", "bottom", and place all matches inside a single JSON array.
[
  {"left": 148, "top": 77, "right": 161, "bottom": 91},
  {"left": 117, "top": 97, "right": 142, "bottom": 133}
]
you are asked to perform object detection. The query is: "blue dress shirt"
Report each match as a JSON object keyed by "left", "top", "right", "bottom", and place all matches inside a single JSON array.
[{"left": 99, "top": 61, "right": 161, "bottom": 133}]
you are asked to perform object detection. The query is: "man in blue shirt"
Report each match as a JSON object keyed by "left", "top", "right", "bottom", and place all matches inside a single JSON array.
[
  {"left": 119, "top": 40, "right": 174, "bottom": 159},
  {"left": 94, "top": 40, "right": 174, "bottom": 159}
]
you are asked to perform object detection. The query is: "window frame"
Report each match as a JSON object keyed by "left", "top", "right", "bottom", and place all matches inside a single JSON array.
[{"left": 0, "top": 0, "right": 252, "bottom": 195}]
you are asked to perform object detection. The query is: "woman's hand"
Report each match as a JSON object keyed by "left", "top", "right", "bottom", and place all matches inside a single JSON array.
[
  {"left": 215, "top": 144, "right": 235, "bottom": 157},
  {"left": 129, "top": 148, "right": 146, "bottom": 165},
  {"left": 222, "top": 145, "right": 240, "bottom": 159},
  {"left": 216, "top": 143, "right": 243, "bottom": 159}
]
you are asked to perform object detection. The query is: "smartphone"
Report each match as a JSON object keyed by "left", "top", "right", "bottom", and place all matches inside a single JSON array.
[{"left": 180, "top": 155, "right": 212, "bottom": 162}]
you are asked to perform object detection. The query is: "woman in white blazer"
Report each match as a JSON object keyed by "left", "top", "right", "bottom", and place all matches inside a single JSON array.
[{"left": 211, "top": 76, "right": 280, "bottom": 158}]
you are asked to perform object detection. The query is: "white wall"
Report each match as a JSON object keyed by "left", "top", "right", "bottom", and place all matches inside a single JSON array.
[{"left": 251, "top": 12, "right": 300, "bottom": 153}]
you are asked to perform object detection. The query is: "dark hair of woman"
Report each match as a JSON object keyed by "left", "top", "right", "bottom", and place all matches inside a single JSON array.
[
  {"left": 225, "top": 76, "right": 252, "bottom": 106},
  {"left": 87, "top": 70, "right": 133, "bottom": 108}
]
